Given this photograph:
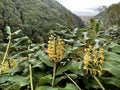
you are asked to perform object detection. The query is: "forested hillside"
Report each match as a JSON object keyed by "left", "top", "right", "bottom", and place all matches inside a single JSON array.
[
  {"left": 95, "top": 2, "right": 120, "bottom": 27},
  {"left": 0, "top": 0, "right": 84, "bottom": 42},
  {"left": 95, "top": 2, "right": 120, "bottom": 44}
]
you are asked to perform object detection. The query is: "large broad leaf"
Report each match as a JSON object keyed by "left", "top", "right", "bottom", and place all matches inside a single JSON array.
[
  {"left": 101, "top": 77, "right": 120, "bottom": 88},
  {"left": 63, "top": 47, "right": 72, "bottom": 59},
  {"left": 54, "top": 75, "right": 66, "bottom": 85},
  {"left": 39, "top": 74, "right": 52, "bottom": 85},
  {"left": 108, "top": 42, "right": 120, "bottom": 53},
  {"left": 35, "top": 86, "right": 58, "bottom": 90},
  {"left": 37, "top": 50, "right": 54, "bottom": 67},
  {"left": 6, "top": 60, "right": 29, "bottom": 74},
  {"left": 5, "top": 66, "right": 23, "bottom": 74},
  {"left": 102, "top": 61, "right": 120, "bottom": 78},
  {"left": 32, "top": 60, "right": 45, "bottom": 69},
  {"left": 35, "top": 83, "right": 77, "bottom": 90},
  {"left": 56, "top": 60, "right": 71, "bottom": 75},
  {"left": 4, "top": 83, "right": 20, "bottom": 90},
  {"left": 111, "top": 45, "right": 120, "bottom": 53},
  {"left": 70, "top": 61, "right": 82, "bottom": 74},
  {"left": 105, "top": 51, "right": 120, "bottom": 62},
  {"left": 11, "top": 45, "right": 41, "bottom": 58},
  {"left": 59, "top": 83, "right": 77, "bottom": 90},
  {"left": 0, "top": 75, "right": 29, "bottom": 88},
  {"left": 55, "top": 74, "right": 77, "bottom": 86},
  {"left": 12, "top": 36, "right": 29, "bottom": 48},
  {"left": 11, "top": 50, "right": 30, "bottom": 58}
]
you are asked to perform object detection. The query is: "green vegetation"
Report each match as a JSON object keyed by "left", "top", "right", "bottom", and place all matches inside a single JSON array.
[
  {"left": 95, "top": 2, "right": 120, "bottom": 27},
  {"left": 0, "top": 0, "right": 84, "bottom": 42},
  {"left": 95, "top": 2, "right": 120, "bottom": 44},
  {"left": 0, "top": 17, "right": 120, "bottom": 89},
  {"left": 0, "top": 1, "right": 120, "bottom": 90}
]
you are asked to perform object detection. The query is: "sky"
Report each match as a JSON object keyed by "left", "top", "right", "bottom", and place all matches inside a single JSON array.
[{"left": 56, "top": 0, "right": 120, "bottom": 15}]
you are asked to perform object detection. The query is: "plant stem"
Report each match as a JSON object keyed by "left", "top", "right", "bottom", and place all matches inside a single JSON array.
[
  {"left": 1, "top": 36, "right": 11, "bottom": 72},
  {"left": 52, "top": 62, "right": 56, "bottom": 87},
  {"left": 93, "top": 75, "right": 105, "bottom": 90},
  {"left": 28, "top": 45, "right": 34, "bottom": 90},
  {"left": 65, "top": 73, "right": 82, "bottom": 90},
  {"left": 29, "top": 64, "right": 34, "bottom": 90}
]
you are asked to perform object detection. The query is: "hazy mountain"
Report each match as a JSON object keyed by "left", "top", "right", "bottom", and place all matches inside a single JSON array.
[
  {"left": 0, "top": 0, "right": 84, "bottom": 42},
  {"left": 79, "top": 16, "right": 94, "bottom": 25}
]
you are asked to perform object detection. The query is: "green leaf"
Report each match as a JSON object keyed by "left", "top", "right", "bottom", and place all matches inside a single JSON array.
[
  {"left": 37, "top": 50, "right": 54, "bottom": 67},
  {"left": 101, "top": 77, "right": 120, "bottom": 88},
  {"left": 54, "top": 75, "right": 66, "bottom": 85},
  {"left": 11, "top": 45, "right": 41, "bottom": 58},
  {"left": 32, "top": 61, "right": 45, "bottom": 69},
  {"left": 12, "top": 36, "right": 29, "bottom": 48},
  {"left": 111, "top": 45, "right": 120, "bottom": 53},
  {"left": 39, "top": 74, "right": 52, "bottom": 85},
  {"left": 12, "top": 30, "right": 21, "bottom": 35},
  {"left": 59, "top": 83, "right": 77, "bottom": 90},
  {"left": 5, "top": 26, "right": 11, "bottom": 35},
  {"left": 0, "top": 75, "right": 29, "bottom": 87},
  {"left": 70, "top": 61, "right": 82, "bottom": 74},
  {"left": 103, "top": 61, "right": 120, "bottom": 78},
  {"left": 56, "top": 60, "right": 71, "bottom": 75},
  {"left": 63, "top": 47, "right": 72, "bottom": 58},
  {"left": 63, "top": 39, "right": 74, "bottom": 44},
  {"left": 5, "top": 83, "right": 20, "bottom": 90},
  {"left": 35, "top": 86, "right": 58, "bottom": 90},
  {"left": 5, "top": 66, "right": 23, "bottom": 74},
  {"left": 105, "top": 51, "right": 120, "bottom": 62},
  {"left": 6, "top": 60, "right": 29, "bottom": 74},
  {"left": 108, "top": 42, "right": 120, "bottom": 53}
]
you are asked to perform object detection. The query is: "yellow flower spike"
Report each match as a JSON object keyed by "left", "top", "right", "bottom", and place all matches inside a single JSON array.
[
  {"left": 2, "top": 66, "right": 9, "bottom": 72},
  {"left": 47, "top": 35, "right": 64, "bottom": 62},
  {"left": 56, "top": 37, "right": 64, "bottom": 60},
  {"left": 83, "top": 45, "right": 104, "bottom": 76},
  {"left": 1, "top": 60, "right": 17, "bottom": 72},
  {"left": 1, "top": 62, "right": 9, "bottom": 72},
  {"left": 93, "top": 51, "right": 97, "bottom": 64},
  {"left": 47, "top": 36, "right": 64, "bottom": 86},
  {"left": 10, "top": 60, "right": 17, "bottom": 67},
  {"left": 83, "top": 47, "right": 90, "bottom": 74},
  {"left": 47, "top": 36, "right": 56, "bottom": 61}
]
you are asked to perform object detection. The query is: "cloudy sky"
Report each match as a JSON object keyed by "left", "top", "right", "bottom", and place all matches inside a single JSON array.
[{"left": 57, "top": 0, "right": 120, "bottom": 15}]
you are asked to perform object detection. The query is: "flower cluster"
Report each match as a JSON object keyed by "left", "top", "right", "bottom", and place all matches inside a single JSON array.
[
  {"left": 83, "top": 45, "right": 104, "bottom": 76},
  {"left": 47, "top": 35, "right": 64, "bottom": 62},
  {"left": 1, "top": 60, "right": 17, "bottom": 72}
]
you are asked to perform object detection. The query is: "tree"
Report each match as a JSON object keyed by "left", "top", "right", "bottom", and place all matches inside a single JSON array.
[
  {"left": 107, "top": 3, "right": 120, "bottom": 26},
  {"left": 96, "top": 5, "right": 107, "bottom": 13},
  {"left": 0, "top": 0, "right": 84, "bottom": 42}
]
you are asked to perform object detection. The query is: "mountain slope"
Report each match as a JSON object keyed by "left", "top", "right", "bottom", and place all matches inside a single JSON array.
[
  {"left": 0, "top": 0, "right": 84, "bottom": 42},
  {"left": 95, "top": 2, "right": 120, "bottom": 27}
]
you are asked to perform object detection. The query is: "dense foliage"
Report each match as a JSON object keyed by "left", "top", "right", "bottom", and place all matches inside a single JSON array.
[
  {"left": 0, "top": 0, "right": 84, "bottom": 42},
  {"left": 0, "top": 1, "right": 120, "bottom": 90},
  {"left": 95, "top": 2, "right": 120, "bottom": 44},
  {"left": 95, "top": 2, "right": 120, "bottom": 27},
  {"left": 0, "top": 18, "right": 120, "bottom": 90}
]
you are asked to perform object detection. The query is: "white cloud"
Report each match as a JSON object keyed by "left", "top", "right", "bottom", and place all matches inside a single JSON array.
[{"left": 57, "top": 0, "right": 120, "bottom": 12}]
